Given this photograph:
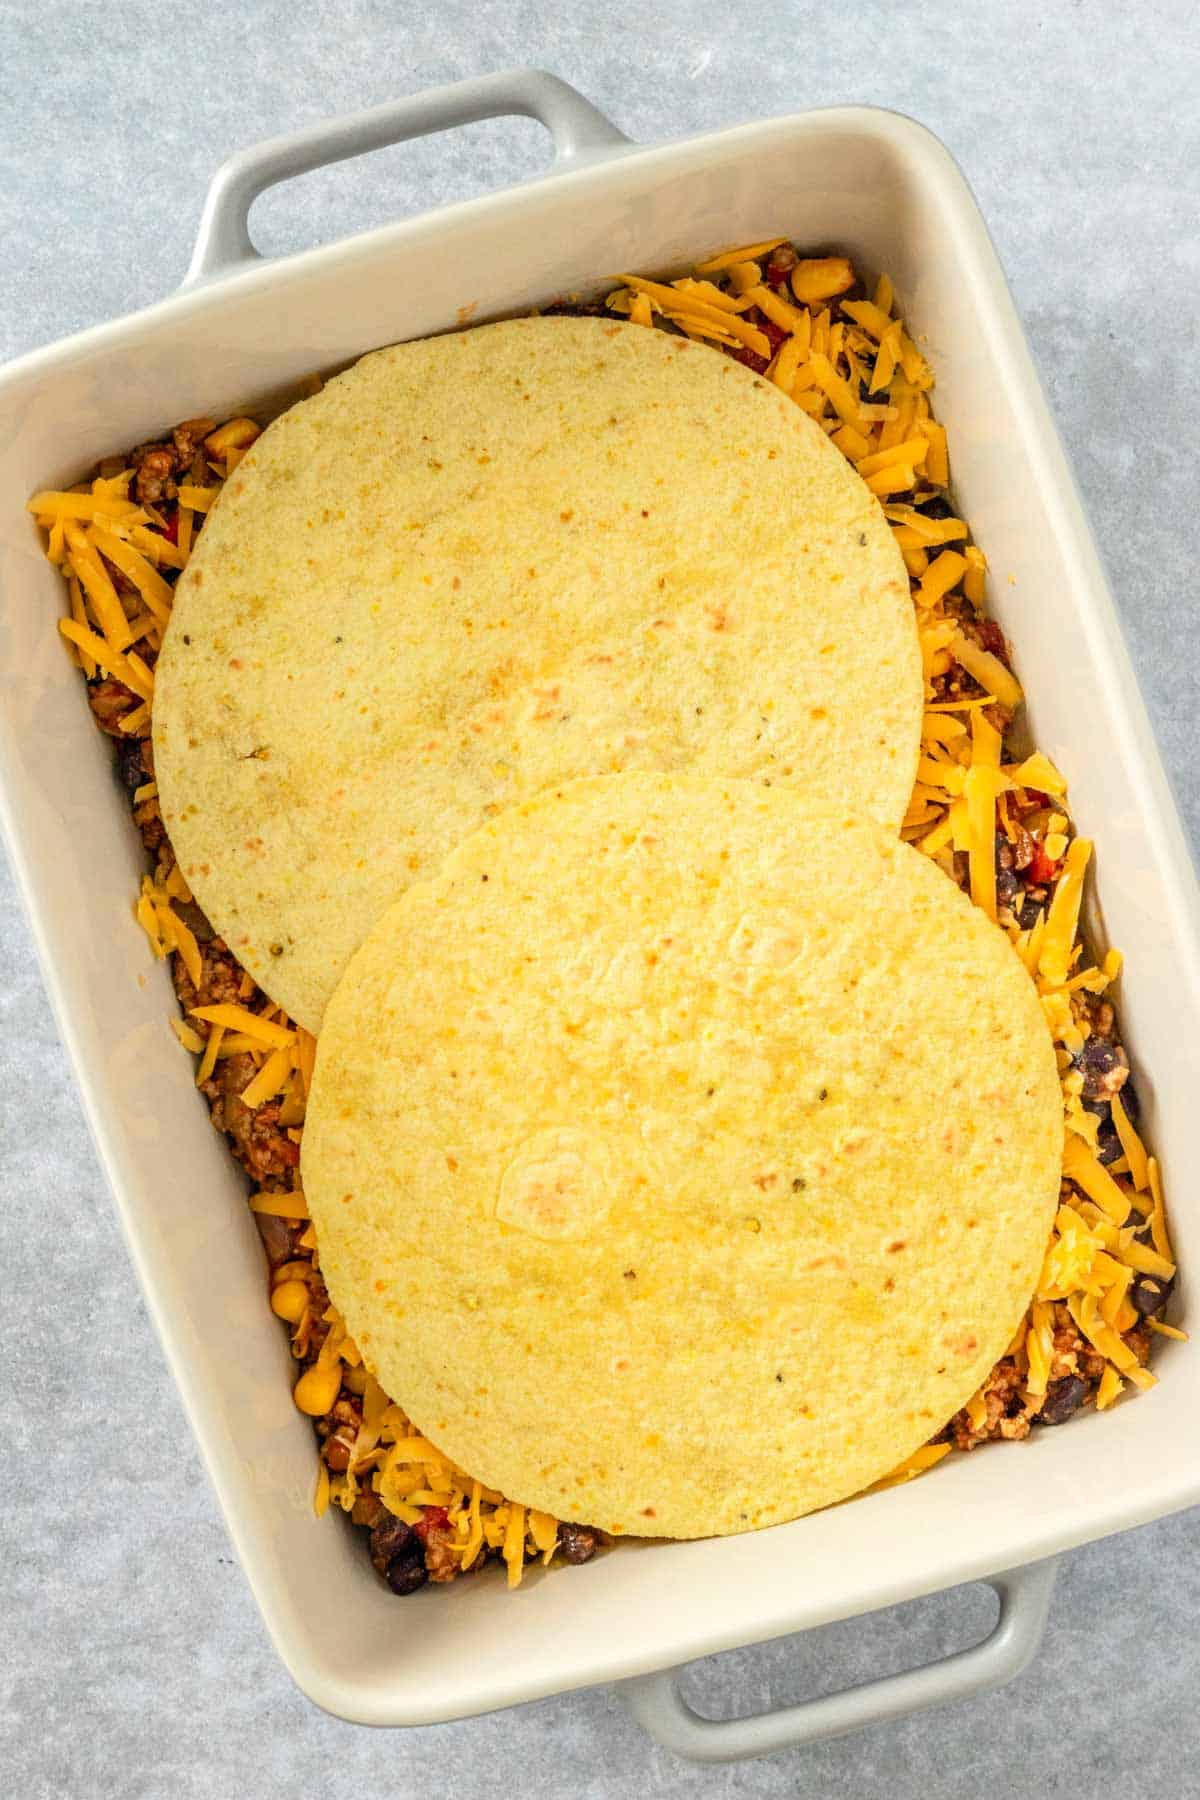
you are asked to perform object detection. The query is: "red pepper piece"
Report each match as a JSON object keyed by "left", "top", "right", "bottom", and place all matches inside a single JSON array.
[
  {"left": 1028, "top": 842, "right": 1060, "bottom": 886},
  {"left": 412, "top": 1505, "right": 450, "bottom": 1542}
]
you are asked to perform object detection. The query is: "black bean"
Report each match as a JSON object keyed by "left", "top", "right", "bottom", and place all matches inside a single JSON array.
[
  {"left": 997, "top": 865, "right": 1019, "bottom": 907},
  {"left": 557, "top": 1522, "right": 598, "bottom": 1564},
  {"left": 173, "top": 898, "right": 215, "bottom": 943},
  {"left": 539, "top": 298, "right": 609, "bottom": 317},
  {"left": 916, "top": 494, "right": 954, "bottom": 519},
  {"left": 1131, "top": 1273, "right": 1174, "bottom": 1317},
  {"left": 1117, "top": 1076, "right": 1140, "bottom": 1124},
  {"left": 1076, "top": 1037, "right": 1127, "bottom": 1100},
  {"left": 370, "top": 1514, "right": 414, "bottom": 1574},
  {"left": 253, "top": 1209, "right": 296, "bottom": 1266},
  {"left": 1094, "top": 1117, "right": 1122, "bottom": 1166},
  {"left": 114, "top": 735, "right": 146, "bottom": 795},
  {"left": 1018, "top": 896, "right": 1044, "bottom": 931},
  {"left": 1038, "top": 1375, "right": 1090, "bottom": 1426},
  {"left": 386, "top": 1547, "right": 430, "bottom": 1596}
]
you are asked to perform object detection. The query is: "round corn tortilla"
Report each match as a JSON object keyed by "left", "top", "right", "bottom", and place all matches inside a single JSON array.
[
  {"left": 302, "top": 773, "right": 1062, "bottom": 1539},
  {"left": 154, "top": 316, "right": 920, "bottom": 1033}
]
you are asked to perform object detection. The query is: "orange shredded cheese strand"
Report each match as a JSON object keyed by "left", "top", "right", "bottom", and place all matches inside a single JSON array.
[
  {"left": 1062, "top": 1134, "right": 1129, "bottom": 1224},
  {"left": 948, "top": 631, "right": 1023, "bottom": 711},
  {"left": 28, "top": 490, "right": 142, "bottom": 522},
  {"left": 616, "top": 276, "right": 771, "bottom": 356},
  {"left": 694, "top": 238, "right": 786, "bottom": 273},
  {"left": 867, "top": 1441, "right": 952, "bottom": 1492},
  {"left": 869, "top": 324, "right": 902, "bottom": 393},
  {"left": 807, "top": 352, "right": 864, "bottom": 430},
  {"left": 296, "top": 1027, "right": 318, "bottom": 1096},
  {"left": 1110, "top": 1091, "right": 1149, "bottom": 1192},
  {"left": 89, "top": 523, "right": 174, "bottom": 622},
  {"left": 867, "top": 465, "right": 916, "bottom": 498},
  {"left": 176, "top": 484, "right": 216, "bottom": 513},
  {"left": 916, "top": 550, "right": 967, "bottom": 608},
  {"left": 188, "top": 1003, "right": 295, "bottom": 1048},
  {"left": 1147, "top": 1158, "right": 1173, "bottom": 1262},
  {"left": 744, "top": 284, "right": 805, "bottom": 333},
  {"left": 922, "top": 420, "right": 949, "bottom": 486},
  {"left": 249, "top": 1189, "right": 309, "bottom": 1220},
  {"left": 195, "top": 1023, "right": 224, "bottom": 1087},
  {"left": 963, "top": 544, "right": 987, "bottom": 604},
  {"left": 502, "top": 1504, "right": 527, "bottom": 1588},
  {"left": 64, "top": 574, "right": 92, "bottom": 674},
  {"left": 57, "top": 619, "right": 154, "bottom": 700},
  {"left": 155, "top": 899, "right": 202, "bottom": 989},
  {"left": 1095, "top": 1365, "right": 1124, "bottom": 1410},
  {"left": 857, "top": 436, "right": 930, "bottom": 480},
  {"left": 239, "top": 1044, "right": 293, "bottom": 1110},
  {"left": 1121, "top": 1237, "right": 1174, "bottom": 1280},
  {"left": 170, "top": 1017, "right": 206, "bottom": 1054},
  {"left": 1010, "top": 751, "right": 1068, "bottom": 796},
  {"left": 65, "top": 537, "right": 134, "bottom": 652},
  {"left": 1099, "top": 1262, "right": 1134, "bottom": 1328},
  {"left": 1038, "top": 838, "right": 1092, "bottom": 988},
  {"left": 841, "top": 298, "right": 893, "bottom": 340},
  {"left": 965, "top": 711, "right": 1004, "bottom": 920},
  {"left": 125, "top": 524, "right": 185, "bottom": 570}
]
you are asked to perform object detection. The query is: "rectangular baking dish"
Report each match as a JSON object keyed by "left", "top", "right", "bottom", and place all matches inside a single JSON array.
[{"left": 2, "top": 70, "right": 1197, "bottom": 1755}]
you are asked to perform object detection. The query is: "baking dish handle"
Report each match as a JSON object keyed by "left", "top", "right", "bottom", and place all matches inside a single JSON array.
[
  {"left": 619, "top": 1556, "right": 1058, "bottom": 1765},
  {"left": 183, "top": 68, "right": 632, "bottom": 288}
]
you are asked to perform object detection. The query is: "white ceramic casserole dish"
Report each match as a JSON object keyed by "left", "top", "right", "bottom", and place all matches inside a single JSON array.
[{"left": 2, "top": 70, "right": 1197, "bottom": 1763}]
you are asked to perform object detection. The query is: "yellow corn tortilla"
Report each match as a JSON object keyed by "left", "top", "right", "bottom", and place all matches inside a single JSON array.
[
  {"left": 302, "top": 774, "right": 1063, "bottom": 1539},
  {"left": 154, "top": 317, "right": 920, "bottom": 1032}
]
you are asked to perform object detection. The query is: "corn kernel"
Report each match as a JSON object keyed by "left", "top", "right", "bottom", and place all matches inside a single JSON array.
[
  {"left": 204, "top": 416, "right": 260, "bottom": 456},
  {"left": 271, "top": 1279, "right": 309, "bottom": 1324},
  {"left": 790, "top": 256, "right": 854, "bottom": 305},
  {"left": 293, "top": 1363, "right": 341, "bottom": 1415},
  {"left": 272, "top": 1260, "right": 311, "bottom": 1285}
]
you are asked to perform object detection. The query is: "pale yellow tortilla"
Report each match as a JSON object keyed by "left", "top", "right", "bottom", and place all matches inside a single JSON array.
[
  {"left": 154, "top": 317, "right": 920, "bottom": 1032},
  {"left": 301, "top": 774, "right": 1063, "bottom": 1539}
]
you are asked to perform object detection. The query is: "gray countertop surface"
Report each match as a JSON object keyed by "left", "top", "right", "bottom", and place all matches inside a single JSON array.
[{"left": 2, "top": 2, "right": 1198, "bottom": 1794}]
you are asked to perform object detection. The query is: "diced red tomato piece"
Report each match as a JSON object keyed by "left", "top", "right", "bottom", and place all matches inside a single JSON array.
[
  {"left": 756, "top": 314, "right": 787, "bottom": 354},
  {"left": 1028, "top": 843, "right": 1060, "bottom": 885},
  {"left": 413, "top": 1505, "right": 450, "bottom": 1542}
]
